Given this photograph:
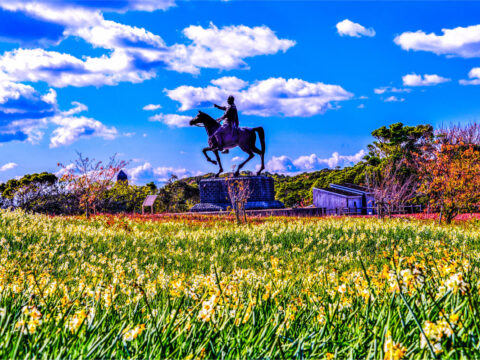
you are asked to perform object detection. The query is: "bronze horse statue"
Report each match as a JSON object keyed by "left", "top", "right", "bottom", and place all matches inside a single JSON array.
[{"left": 190, "top": 111, "right": 265, "bottom": 177}]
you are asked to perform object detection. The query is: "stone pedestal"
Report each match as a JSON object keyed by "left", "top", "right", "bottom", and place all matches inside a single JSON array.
[{"left": 190, "top": 176, "right": 284, "bottom": 212}]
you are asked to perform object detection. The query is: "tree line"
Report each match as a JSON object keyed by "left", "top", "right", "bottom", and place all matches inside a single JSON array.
[
  {"left": 0, "top": 153, "right": 200, "bottom": 216},
  {"left": 1, "top": 122, "right": 479, "bottom": 223}
]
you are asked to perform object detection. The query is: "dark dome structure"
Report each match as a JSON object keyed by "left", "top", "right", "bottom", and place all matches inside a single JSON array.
[{"left": 117, "top": 170, "right": 128, "bottom": 183}]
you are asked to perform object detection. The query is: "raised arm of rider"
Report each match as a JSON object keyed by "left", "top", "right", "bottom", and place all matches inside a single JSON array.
[{"left": 214, "top": 104, "right": 226, "bottom": 111}]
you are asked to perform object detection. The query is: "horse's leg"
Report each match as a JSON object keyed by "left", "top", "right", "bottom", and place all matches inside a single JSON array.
[
  {"left": 235, "top": 150, "right": 254, "bottom": 176},
  {"left": 251, "top": 145, "right": 265, "bottom": 175},
  {"left": 203, "top": 147, "right": 217, "bottom": 165},
  {"left": 214, "top": 150, "right": 223, "bottom": 177}
]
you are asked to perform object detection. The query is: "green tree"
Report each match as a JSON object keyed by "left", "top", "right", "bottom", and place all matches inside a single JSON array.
[
  {"left": 365, "top": 122, "right": 434, "bottom": 171},
  {"left": 101, "top": 182, "right": 144, "bottom": 214},
  {"left": 156, "top": 175, "right": 199, "bottom": 213},
  {"left": 0, "top": 172, "right": 65, "bottom": 213}
]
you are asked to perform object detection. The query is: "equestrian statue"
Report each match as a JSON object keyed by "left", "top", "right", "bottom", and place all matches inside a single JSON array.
[{"left": 189, "top": 95, "right": 265, "bottom": 177}]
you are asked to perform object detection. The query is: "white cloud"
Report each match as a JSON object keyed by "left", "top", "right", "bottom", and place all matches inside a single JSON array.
[
  {"left": 73, "top": 18, "right": 167, "bottom": 51},
  {"left": 357, "top": 104, "right": 365, "bottom": 109},
  {"left": 459, "top": 67, "right": 480, "bottom": 85},
  {"left": 50, "top": 115, "right": 117, "bottom": 148},
  {"left": 49, "top": 102, "right": 117, "bottom": 147},
  {"left": 384, "top": 96, "right": 405, "bottom": 102},
  {"left": 402, "top": 73, "right": 450, "bottom": 86},
  {"left": 120, "top": 0, "right": 176, "bottom": 12},
  {"left": 0, "top": 1, "right": 295, "bottom": 86},
  {"left": 336, "top": 19, "right": 375, "bottom": 38},
  {"left": 127, "top": 162, "right": 154, "bottom": 183},
  {"left": 266, "top": 150, "right": 366, "bottom": 174},
  {"left": 292, "top": 154, "right": 320, "bottom": 170},
  {"left": 0, "top": 81, "right": 57, "bottom": 143},
  {"left": 149, "top": 113, "right": 191, "bottom": 128},
  {"left": 0, "top": 81, "right": 117, "bottom": 146},
  {"left": 0, "top": 48, "right": 157, "bottom": 88},
  {"left": 0, "top": 0, "right": 175, "bottom": 18},
  {"left": 294, "top": 150, "right": 365, "bottom": 169},
  {"left": 0, "top": 0, "right": 171, "bottom": 54},
  {"left": 166, "top": 76, "right": 353, "bottom": 117},
  {"left": 231, "top": 156, "right": 244, "bottom": 162},
  {"left": 127, "top": 161, "right": 193, "bottom": 183},
  {"left": 171, "top": 23, "right": 295, "bottom": 73},
  {"left": 0, "top": 1, "right": 104, "bottom": 29},
  {"left": 153, "top": 166, "right": 191, "bottom": 181},
  {"left": 0, "top": 162, "right": 17, "bottom": 171},
  {"left": 0, "top": 24, "right": 294, "bottom": 86},
  {"left": 266, "top": 155, "right": 296, "bottom": 173},
  {"left": 0, "top": 80, "right": 54, "bottom": 106},
  {"left": 61, "top": 101, "right": 87, "bottom": 116},
  {"left": 211, "top": 76, "right": 248, "bottom": 91},
  {"left": 143, "top": 104, "right": 162, "bottom": 111},
  {"left": 69, "top": 0, "right": 176, "bottom": 13},
  {"left": 394, "top": 24, "right": 480, "bottom": 58},
  {"left": 374, "top": 86, "right": 411, "bottom": 95}
]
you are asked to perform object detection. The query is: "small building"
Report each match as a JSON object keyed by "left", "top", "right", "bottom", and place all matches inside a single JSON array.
[
  {"left": 313, "top": 187, "right": 363, "bottom": 215},
  {"left": 329, "top": 183, "right": 375, "bottom": 215},
  {"left": 117, "top": 170, "right": 128, "bottom": 184}
]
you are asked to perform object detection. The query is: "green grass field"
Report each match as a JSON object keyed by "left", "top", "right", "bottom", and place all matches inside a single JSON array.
[{"left": 0, "top": 210, "right": 479, "bottom": 358}]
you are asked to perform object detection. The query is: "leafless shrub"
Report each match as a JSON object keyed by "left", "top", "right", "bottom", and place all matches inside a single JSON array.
[
  {"left": 366, "top": 160, "right": 417, "bottom": 218},
  {"left": 225, "top": 175, "right": 253, "bottom": 224},
  {"left": 58, "top": 152, "right": 128, "bottom": 218},
  {"left": 437, "top": 122, "right": 480, "bottom": 146}
]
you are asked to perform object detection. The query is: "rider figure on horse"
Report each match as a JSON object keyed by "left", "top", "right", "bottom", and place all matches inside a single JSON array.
[{"left": 213, "top": 95, "right": 239, "bottom": 154}]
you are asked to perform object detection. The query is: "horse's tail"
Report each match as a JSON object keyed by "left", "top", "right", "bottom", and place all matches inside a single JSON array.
[{"left": 253, "top": 127, "right": 265, "bottom": 155}]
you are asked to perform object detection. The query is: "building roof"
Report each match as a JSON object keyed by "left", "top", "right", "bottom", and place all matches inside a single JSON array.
[
  {"left": 117, "top": 170, "right": 128, "bottom": 181},
  {"left": 330, "top": 183, "right": 372, "bottom": 194},
  {"left": 314, "top": 187, "right": 362, "bottom": 197},
  {"left": 343, "top": 183, "right": 370, "bottom": 192}
]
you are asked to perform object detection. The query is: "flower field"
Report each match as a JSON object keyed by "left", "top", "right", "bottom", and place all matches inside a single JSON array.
[{"left": 0, "top": 211, "right": 479, "bottom": 358}]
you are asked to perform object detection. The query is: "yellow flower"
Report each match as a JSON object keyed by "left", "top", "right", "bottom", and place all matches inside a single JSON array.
[
  {"left": 122, "top": 324, "right": 146, "bottom": 341},
  {"left": 198, "top": 295, "right": 217, "bottom": 322},
  {"left": 65, "top": 310, "right": 87, "bottom": 333},
  {"left": 383, "top": 331, "right": 407, "bottom": 360}
]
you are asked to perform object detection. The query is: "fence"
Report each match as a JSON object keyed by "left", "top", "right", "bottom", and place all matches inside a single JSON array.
[
  {"left": 331, "top": 204, "right": 424, "bottom": 216},
  {"left": 181, "top": 205, "right": 424, "bottom": 218}
]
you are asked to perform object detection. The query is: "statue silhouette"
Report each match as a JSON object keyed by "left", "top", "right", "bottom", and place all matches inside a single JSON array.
[
  {"left": 190, "top": 110, "right": 265, "bottom": 177},
  {"left": 212, "top": 95, "right": 239, "bottom": 154}
]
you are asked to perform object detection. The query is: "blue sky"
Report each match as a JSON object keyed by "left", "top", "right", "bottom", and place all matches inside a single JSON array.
[{"left": 0, "top": 0, "right": 479, "bottom": 183}]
